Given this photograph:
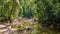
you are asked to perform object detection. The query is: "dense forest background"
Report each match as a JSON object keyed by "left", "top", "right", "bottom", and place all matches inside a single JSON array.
[{"left": 0, "top": 0, "right": 60, "bottom": 34}]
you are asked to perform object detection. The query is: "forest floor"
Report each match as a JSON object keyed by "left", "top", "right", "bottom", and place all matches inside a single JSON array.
[
  {"left": 0, "top": 17, "right": 60, "bottom": 34},
  {"left": 11, "top": 18, "right": 37, "bottom": 34},
  {"left": 0, "top": 17, "right": 38, "bottom": 34}
]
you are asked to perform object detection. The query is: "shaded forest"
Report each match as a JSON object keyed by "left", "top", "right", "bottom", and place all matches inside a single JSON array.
[{"left": 0, "top": 0, "right": 60, "bottom": 34}]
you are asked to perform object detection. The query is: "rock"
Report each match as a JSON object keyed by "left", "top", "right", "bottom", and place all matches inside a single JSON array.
[
  {"left": 8, "top": 28, "right": 17, "bottom": 34},
  {"left": 0, "top": 25, "right": 6, "bottom": 29},
  {"left": 0, "top": 29, "right": 8, "bottom": 32},
  {"left": 0, "top": 29, "right": 8, "bottom": 34}
]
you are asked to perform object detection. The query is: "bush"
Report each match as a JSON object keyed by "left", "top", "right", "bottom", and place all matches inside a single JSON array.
[{"left": 37, "top": 0, "right": 60, "bottom": 29}]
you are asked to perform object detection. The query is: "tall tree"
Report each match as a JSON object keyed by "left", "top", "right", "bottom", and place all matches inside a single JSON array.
[{"left": 36, "top": 0, "right": 60, "bottom": 34}]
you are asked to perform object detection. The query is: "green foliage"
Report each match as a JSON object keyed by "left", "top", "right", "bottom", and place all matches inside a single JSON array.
[
  {"left": 1, "top": 0, "right": 60, "bottom": 34},
  {"left": 23, "top": 0, "right": 37, "bottom": 18},
  {"left": 23, "top": 6, "right": 35, "bottom": 18},
  {"left": 0, "top": 0, "right": 37, "bottom": 22},
  {"left": 0, "top": 0, "right": 22, "bottom": 21},
  {"left": 37, "top": 0, "right": 60, "bottom": 29}
]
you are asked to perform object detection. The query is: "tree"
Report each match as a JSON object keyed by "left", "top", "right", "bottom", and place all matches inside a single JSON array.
[
  {"left": 37, "top": 0, "right": 60, "bottom": 30},
  {"left": 0, "top": 0, "right": 22, "bottom": 23},
  {"left": 23, "top": 0, "right": 37, "bottom": 18}
]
